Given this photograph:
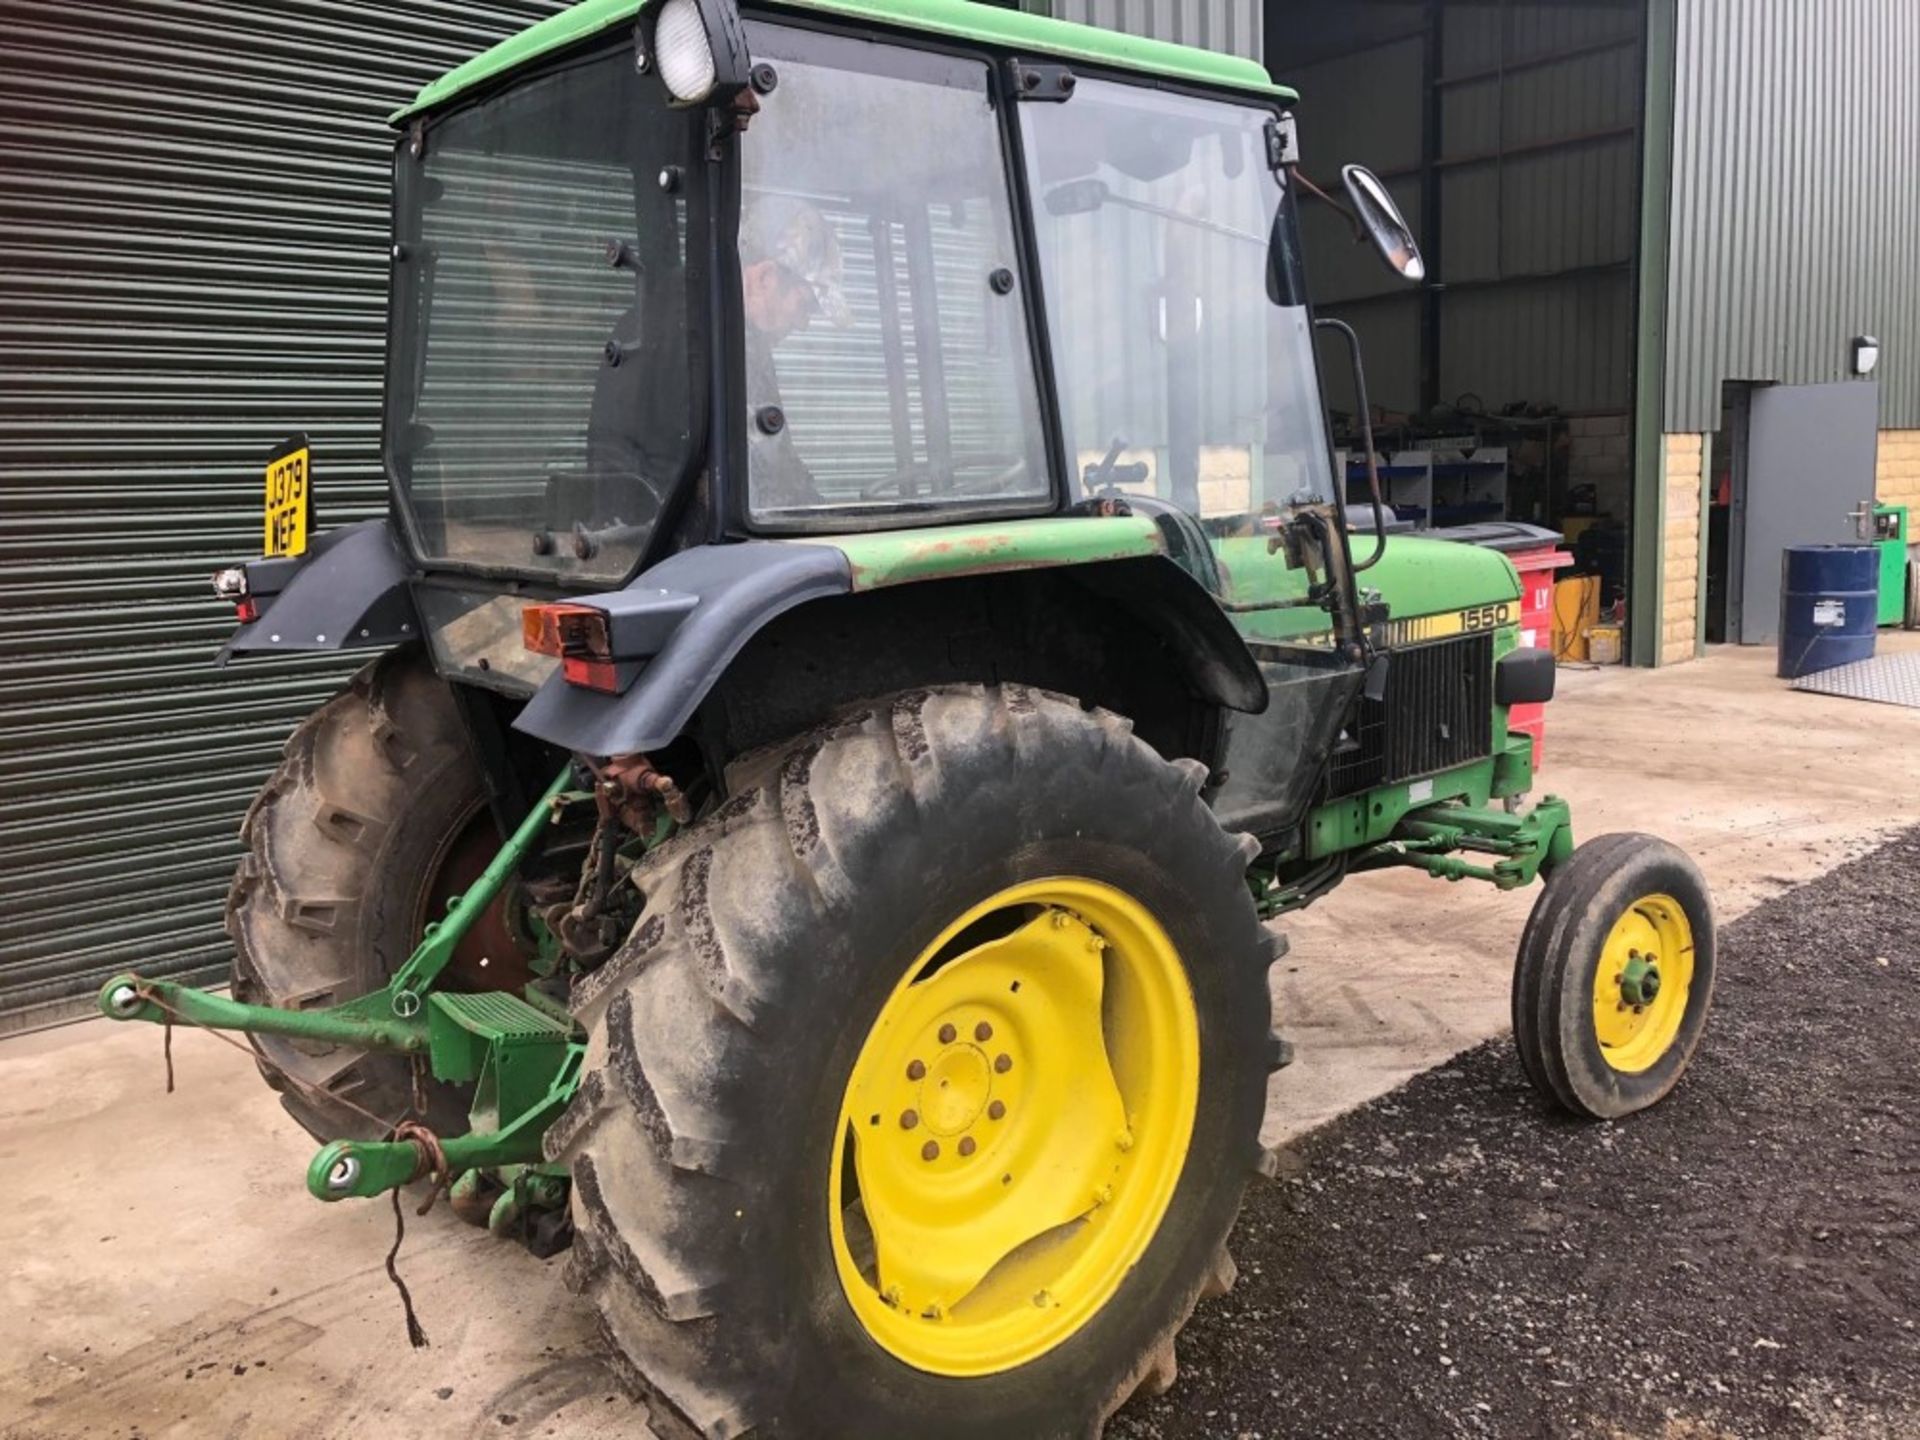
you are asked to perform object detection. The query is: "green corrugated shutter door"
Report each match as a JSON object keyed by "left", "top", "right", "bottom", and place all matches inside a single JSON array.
[{"left": 0, "top": 0, "right": 568, "bottom": 1035}]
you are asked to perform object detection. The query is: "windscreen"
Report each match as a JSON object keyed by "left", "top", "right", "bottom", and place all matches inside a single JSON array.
[{"left": 386, "top": 49, "right": 705, "bottom": 582}]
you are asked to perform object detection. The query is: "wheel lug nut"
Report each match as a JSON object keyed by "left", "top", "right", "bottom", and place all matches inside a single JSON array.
[
  {"left": 994, "top": 1053, "right": 1012, "bottom": 1074},
  {"left": 907, "top": 1059, "right": 926, "bottom": 1081},
  {"left": 922, "top": 1140, "right": 940, "bottom": 1161},
  {"left": 975, "top": 1021, "right": 993, "bottom": 1042},
  {"left": 900, "top": 1109, "right": 919, "bottom": 1130},
  {"left": 988, "top": 1100, "right": 1006, "bottom": 1121},
  {"left": 1051, "top": 911, "right": 1068, "bottom": 929},
  {"left": 1033, "top": 1289, "right": 1051, "bottom": 1308},
  {"left": 958, "top": 1136, "right": 977, "bottom": 1157},
  {"left": 938, "top": 1023, "right": 957, "bottom": 1044}
]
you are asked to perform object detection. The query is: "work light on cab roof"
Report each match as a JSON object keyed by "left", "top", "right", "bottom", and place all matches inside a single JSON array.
[{"left": 645, "top": 0, "right": 750, "bottom": 105}]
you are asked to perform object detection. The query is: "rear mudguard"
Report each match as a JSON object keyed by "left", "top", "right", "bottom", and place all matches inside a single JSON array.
[
  {"left": 510, "top": 535, "right": 1267, "bottom": 758},
  {"left": 217, "top": 519, "right": 420, "bottom": 664},
  {"left": 513, "top": 541, "right": 852, "bottom": 756}
]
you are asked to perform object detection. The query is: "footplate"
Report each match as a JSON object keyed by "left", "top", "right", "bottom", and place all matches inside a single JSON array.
[{"left": 309, "top": 989, "right": 582, "bottom": 1202}]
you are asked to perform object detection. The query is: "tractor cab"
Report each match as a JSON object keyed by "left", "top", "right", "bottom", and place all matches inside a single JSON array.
[{"left": 383, "top": 6, "right": 1356, "bottom": 569}]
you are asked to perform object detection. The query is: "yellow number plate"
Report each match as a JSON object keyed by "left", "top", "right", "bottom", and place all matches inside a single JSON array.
[{"left": 264, "top": 439, "right": 311, "bottom": 558}]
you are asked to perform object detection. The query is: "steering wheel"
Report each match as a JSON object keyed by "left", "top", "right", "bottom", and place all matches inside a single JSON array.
[{"left": 858, "top": 455, "right": 1029, "bottom": 501}]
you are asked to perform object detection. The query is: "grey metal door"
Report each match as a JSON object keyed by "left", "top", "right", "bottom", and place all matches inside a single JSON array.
[{"left": 1733, "top": 381, "right": 1880, "bottom": 645}]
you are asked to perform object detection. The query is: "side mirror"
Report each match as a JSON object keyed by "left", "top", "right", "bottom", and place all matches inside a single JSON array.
[
  {"left": 1341, "top": 165, "right": 1424, "bottom": 283},
  {"left": 1043, "top": 178, "right": 1110, "bottom": 217}
]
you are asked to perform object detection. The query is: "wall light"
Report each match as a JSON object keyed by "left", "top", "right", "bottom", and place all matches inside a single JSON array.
[{"left": 1852, "top": 335, "right": 1881, "bottom": 376}]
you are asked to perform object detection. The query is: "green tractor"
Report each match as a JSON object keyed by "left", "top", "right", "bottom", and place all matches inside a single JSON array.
[{"left": 100, "top": 0, "right": 1717, "bottom": 1433}]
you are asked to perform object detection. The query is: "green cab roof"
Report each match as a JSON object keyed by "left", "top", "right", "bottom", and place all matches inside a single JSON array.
[{"left": 393, "top": 0, "right": 1294, "bottom": 123}]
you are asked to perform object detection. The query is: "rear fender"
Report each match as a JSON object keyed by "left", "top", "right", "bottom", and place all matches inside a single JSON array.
[
  {"left": 510, "top": 527, "right": 1264, "bottom": 758},
  {"left": 512, "top": 542, "right": 853, "bottom": 756},
  {"left": 217, "top": 520, "right": 420, "bottom": 664}
]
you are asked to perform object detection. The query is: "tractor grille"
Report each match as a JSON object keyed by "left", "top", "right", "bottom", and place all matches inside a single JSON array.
[{"left": 1328, "top": 633, "right": 1495, "bottom": 796}]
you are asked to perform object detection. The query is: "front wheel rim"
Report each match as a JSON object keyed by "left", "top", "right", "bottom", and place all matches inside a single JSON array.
[
  {"left": 1590, "top": 892, "right": 1695, "bottom": 1073},
  {"left": 829, "top": 877, "right": 1200, "bottom": 1377}
]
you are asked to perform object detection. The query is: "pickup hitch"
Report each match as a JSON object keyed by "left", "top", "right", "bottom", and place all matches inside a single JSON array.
[{"left": 93, "top": 767, "right": 587, "bottom": 1215}]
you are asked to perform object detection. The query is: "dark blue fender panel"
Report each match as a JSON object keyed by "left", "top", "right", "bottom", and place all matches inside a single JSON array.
[
  {"left": 217, "top": 520, "right": 420, "bottom": 664},
  {"left": 512, "top": 541, "right": 852, "bottom": 756}
]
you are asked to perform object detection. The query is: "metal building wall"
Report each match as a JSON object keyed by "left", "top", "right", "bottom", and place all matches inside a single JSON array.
[
  {"left": 1434, "top": 4, "right": 1640, "bottom": 415},
  {"left": 1665, "top": 0, "right": 1920, "bottom": 433},
  {"left": 1277, "top": 3, "right": 1642, "bottom": 419},
  {"left": 1279, "top": 16, "right": 1426, "bottom": 415},
  {"left": 1044, "top": 0, "right": 1263, "bottom": 62},
  {"left": 0, "top": 0, "right": 567, "bottom": 1034}
]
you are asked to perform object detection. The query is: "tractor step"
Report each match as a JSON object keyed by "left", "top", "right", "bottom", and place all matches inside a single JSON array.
[{"left": 431, "top": 989, "right": 574, "bottom": 1042}]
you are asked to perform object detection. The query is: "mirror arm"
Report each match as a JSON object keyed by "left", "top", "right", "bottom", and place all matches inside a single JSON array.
[
  {"left": 1313, "top": 317, "right": 1387, "bottom": 574},
  {"left": 1289, "top": 166, "right": 1368, "bottom": 246}
]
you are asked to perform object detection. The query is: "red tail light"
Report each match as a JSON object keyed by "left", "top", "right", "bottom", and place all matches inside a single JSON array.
[{"left": 561, "top": 657, "right": 622, "bottom": 692}]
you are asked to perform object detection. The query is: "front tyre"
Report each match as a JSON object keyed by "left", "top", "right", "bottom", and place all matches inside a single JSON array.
[
  {"left": 1512, "top": 832, "right": 1717, "bottom": 1119},
  {"left": 549, "top": 687, "right": 1280, "bottom": 1438}
]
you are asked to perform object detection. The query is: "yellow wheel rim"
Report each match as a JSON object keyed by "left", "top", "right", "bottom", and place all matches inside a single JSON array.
[
  {"left": 829, "top": 877, "right": 1200, "bottom": 1377},
  {"left": 1590, "top": 892, "right": 1695, "bottom": 1074}
]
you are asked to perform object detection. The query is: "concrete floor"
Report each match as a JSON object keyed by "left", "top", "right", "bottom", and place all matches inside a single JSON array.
[{"left": 6, "top": 637, "right": 1919, "bottom": 1439}]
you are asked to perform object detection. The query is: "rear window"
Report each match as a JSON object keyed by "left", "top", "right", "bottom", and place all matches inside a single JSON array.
[{"left": 387, "top": 48, "right": 705, "bottom": 581}]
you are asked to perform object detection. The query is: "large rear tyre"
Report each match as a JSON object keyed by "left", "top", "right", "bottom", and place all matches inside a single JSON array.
[
  {"left": 1513, "top": 832, "right": 1716, "bottom": 1119},
  {"left": 226, "top": 647, "right": 488, "bottom": 1140},
  {"left": 549, "top": 686, "right": 1281, "bottom": 1438}
]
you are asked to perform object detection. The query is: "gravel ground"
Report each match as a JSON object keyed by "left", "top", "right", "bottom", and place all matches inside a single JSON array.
[{"left": 1117, "top": 829, "right": 1920, "bottom": 1440}]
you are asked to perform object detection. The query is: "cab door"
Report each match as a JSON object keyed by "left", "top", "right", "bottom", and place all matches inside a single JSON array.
[{"left": 1015, "top": 75, "right": 1365, "bottom": 844}]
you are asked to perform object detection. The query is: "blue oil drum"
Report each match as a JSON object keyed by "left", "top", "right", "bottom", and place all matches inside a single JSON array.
[{"left": 1778, "top": 545, "right": 1878, "bottom": 678}]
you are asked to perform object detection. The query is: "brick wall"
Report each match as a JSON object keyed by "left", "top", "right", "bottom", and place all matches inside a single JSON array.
[
  {"left": 1878, "top": 429, "right": 1920, "bottom": 509},
  {"left": 1659, "top": 432, "right": 1704, "bottom": 666}
]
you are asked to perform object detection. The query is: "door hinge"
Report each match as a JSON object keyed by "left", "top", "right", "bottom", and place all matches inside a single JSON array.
[
  {"left": 1265, "top": 113, "right": 1299, "bottom": 170},
  {"left": 1006, "top": 59, "right": 1077, "bottom": 102}
]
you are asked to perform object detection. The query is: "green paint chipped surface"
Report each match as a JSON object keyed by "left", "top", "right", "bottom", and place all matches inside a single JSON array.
[
  {"left": 395, "top": 0, "right": 1292, "bottom": 123},
  {"left": 826, "top": 516, "right": 1164, "bottom": 591}
]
